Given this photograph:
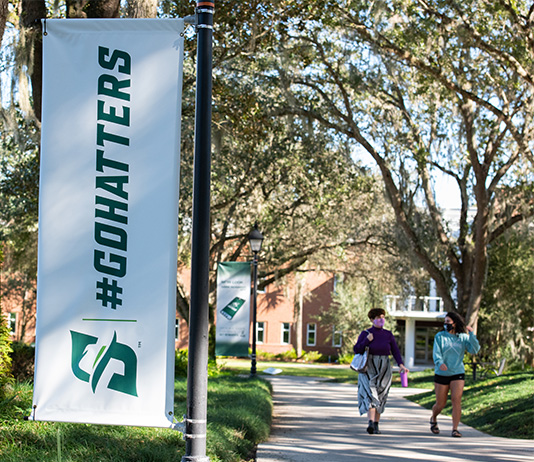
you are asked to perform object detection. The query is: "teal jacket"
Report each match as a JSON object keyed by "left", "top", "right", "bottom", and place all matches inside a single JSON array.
[{"left": 433, "top": 330, "right": 480, "bottom": 376}]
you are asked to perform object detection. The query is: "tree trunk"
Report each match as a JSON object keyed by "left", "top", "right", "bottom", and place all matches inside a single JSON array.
[
  {"left": 0, "top": 0, "right": 8, "bottom": 50},
  {"left": 21, "top": 0, "right": 47, "bottom": 122},
  {"left": 176, "top": 282, "right": 190, "bottom": 325},
  {"left": 294, "top": 277, "right": 304, "bottom": 357},
  {"left": 126, "top": 0, "right": 158, "bottom": 18},
  {"left": 66, "top": 1, "right": 89, "bottom": 18},
  {"left": 84, "top": 0, "right": 120, "bottom": 18}
]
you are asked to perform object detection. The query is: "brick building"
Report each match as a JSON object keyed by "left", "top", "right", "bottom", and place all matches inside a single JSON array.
[
  {"left": 4, "top": 267, "right": 443, "bottom": 366},
  {"left": 175, "top": 270, "right": 346, "bottom": 360}
]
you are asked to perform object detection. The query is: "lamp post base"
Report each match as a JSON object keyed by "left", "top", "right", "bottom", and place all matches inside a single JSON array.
[{"left": 250, "top": 353, "right": 257, "bottom": 376}]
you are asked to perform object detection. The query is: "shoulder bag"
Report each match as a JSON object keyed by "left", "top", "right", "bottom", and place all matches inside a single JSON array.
[{"left": 350, "top": 330, "right": 370, "bottom": 373}]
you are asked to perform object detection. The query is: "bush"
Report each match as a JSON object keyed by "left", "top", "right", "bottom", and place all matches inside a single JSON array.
[
  {"left": 208, "top": 357, "right": 222, "bottom": 377},
  {"left": 0, "top": 314, "right": 14, "bottom": 397},
  {"left": 300, "top": 350, "right": 324, "bottom": 363},
  {"left": 10, "top": 342, "right": 35, "bottom": 382},
  {"left": 175, "top": 348, "right": 188, "bottom": 377},
  {"left": 275, "top": 348, "right": 298, "bottom": 361},
  {"left": 257, "top": 349, "right": 276, "bottom": 361},
  {"left": 175, "top": 348, "right": 222, "bottom": 379},
  {"left": 338, "top": 352, "right": 353, "bottom": 365}
]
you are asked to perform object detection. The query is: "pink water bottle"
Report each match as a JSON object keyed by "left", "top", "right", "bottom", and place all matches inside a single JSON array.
[{"left": 400, "top": 370, "right": 408, "bottom": 387}]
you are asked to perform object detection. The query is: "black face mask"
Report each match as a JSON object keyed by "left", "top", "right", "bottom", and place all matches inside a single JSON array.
[{"left": 444, "top": 323, "right": 454, "bottom": 332}]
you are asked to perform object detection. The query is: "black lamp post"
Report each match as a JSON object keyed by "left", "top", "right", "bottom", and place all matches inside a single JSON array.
[{"left": 248, "top": 224, "right": 264, "bottom": 377}]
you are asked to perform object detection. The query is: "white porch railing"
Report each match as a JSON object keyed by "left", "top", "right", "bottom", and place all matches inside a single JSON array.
[{"left": 384, "top": 295, "right": 444, "bottom": 313}]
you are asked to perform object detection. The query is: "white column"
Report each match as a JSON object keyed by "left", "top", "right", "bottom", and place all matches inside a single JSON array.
[
  {"left": 429, "top": 279, "right": 437, "bottom": 311},
  {"left": 405, "top": 318, "right": 416, "bottom": 368}
]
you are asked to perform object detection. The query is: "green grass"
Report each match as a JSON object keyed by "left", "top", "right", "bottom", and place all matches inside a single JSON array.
[
  {"left": 222, "top": 358, "right": 534, "bottom": 440},
  {"left": 220, "top": 358, "right": 356, "bottom": 380},
  {"left": 0, "top": 376, "right": 272, "bottom": 462},
  {"left": 406, "top": 371, "right": 534, "bottom": 439},
  {"left": 220, "top": 358, "right": 436, "bottom": 388},
  {"left": 2, "top": 362, "right": 531, "bottom": 461}
]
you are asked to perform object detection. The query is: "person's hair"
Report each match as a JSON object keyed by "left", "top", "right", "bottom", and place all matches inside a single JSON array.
[
  {"left": 368, "top": 308, "right": 386, "bottom": 320},
  {"left": 446, "top": 311, "right": 467, "bottom": 333}
]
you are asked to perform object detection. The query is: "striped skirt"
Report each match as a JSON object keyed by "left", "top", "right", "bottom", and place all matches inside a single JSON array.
[{"left": 357, "top": 354, "right": 393, "bottom": 415}]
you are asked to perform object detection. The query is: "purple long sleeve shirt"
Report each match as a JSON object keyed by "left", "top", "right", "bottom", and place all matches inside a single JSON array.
[{"left": 353, "top": 326, "right": 404, "bottom": 366}]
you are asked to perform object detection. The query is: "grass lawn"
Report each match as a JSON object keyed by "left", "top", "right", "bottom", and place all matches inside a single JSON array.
[
  {"left": 406, "top": 371, "right": 534, "bottom": 439},
  {"left": 2, "top": 360, "right": 531, "bottom": 461},
  {"left": 222, "top": 358, "right": 534, "bottom": 439},
  {"left": 0, "top": 375, "right": 271, "bottom": 462},
  {"left": 219, "top": 358, "right": 436, "bottom": 388},
  {"left": 220, "top": 358, "right": 354, "bottom": 380}
]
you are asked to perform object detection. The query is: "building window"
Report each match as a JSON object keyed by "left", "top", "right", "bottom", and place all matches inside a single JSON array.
[
  {"left": 281, "top": 322, "right": 291, "bottom": 344},
  {"left": 307, "top": 323, "right": 317, "bottom": 346},
  {"left": 175, "top": 318, "right": 180, "bottom": 340},
  {"left": 256, "top": 322, "right": 265, "bottom": 344},
  {"left": 8, "top": 312, "right": 16, "bottom": 336},
  {"left": 332, "top": 326, "right": 343, "bottom": 347}
]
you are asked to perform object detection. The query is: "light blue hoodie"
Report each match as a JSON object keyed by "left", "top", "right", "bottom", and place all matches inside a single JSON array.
[{"left": 433, "top": 330, "right": 480, "bottom": 376}]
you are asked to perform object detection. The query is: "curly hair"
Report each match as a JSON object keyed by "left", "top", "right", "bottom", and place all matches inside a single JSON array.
[
  {"left": 446, "top": 311, "right": 467, "bottom": 333},
  {"left": 368, "top": 308, "right": 386, "bottom": 320}
]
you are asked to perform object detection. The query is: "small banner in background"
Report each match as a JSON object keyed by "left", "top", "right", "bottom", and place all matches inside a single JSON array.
[
  {"left": 215, "top": 262, "right": 251, "bottom": 357},
  {"left": 33, "top": 19, "right": 184, "bottom": 428}
]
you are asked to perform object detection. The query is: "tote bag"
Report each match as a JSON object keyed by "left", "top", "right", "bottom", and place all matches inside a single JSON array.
[
  {"left": 350, "top": 348, "right": 369, "bottom": 372},
  {"left": 350, "top": 330, "right": 370, "bottom": 373}
]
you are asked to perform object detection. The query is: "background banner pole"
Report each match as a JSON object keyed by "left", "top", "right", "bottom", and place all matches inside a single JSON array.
[{"left": 183, "top": 2, "right": 214, "bottom": 461}]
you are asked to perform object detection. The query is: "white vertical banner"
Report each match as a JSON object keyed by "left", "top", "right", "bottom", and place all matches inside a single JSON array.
[
  {"left": 33, "top": 19, "right": 184, "bottom": 428},
  {"left": 215, "top": 262, "right": 251, "bottom": 357}
]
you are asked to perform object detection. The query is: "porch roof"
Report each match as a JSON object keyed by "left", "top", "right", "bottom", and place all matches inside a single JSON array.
[{"left": 385, "top": 295, "right": 446, "bottom": 321}]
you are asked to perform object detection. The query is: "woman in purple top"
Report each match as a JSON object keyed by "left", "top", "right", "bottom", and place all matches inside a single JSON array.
[{"left": 353, "top": 308, "right": 409, "bottom": 434}]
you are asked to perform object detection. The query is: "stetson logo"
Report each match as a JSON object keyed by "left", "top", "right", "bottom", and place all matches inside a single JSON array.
[{"left": 70, "top": 330, "right": 138, "bottom": 397}]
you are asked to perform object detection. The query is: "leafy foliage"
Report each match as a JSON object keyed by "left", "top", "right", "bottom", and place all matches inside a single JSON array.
[
  {"left": 315, "top": 276, "right": 373, "bottom": 355},
  {"left": 0, "top": 313, "right": 14, "bottom": 399},
  {"left": 0, "top": 109, "right": 40, "bottom": 273},
  {"left": 1, "top": 1, "right": 532, "bottom": 366},
  {"left": 479, "top": 220, "right": 534, "bottom": 366},
  {"left": 9, "top": 341, "right": 34, "bottom": 382},
  {"left": 270, "top": 0, "right": 534, "bottom": 327},
  {"left": 315, "top": 272, "right": 407, "bottom": 355}
]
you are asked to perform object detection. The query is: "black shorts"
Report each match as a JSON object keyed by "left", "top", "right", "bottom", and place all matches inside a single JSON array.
[{"left": 434, "top": 373, "right": 465, "bottom": 385}]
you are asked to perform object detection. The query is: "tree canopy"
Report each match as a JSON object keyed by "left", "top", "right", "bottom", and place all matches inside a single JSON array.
[
  {"left": 270, "top": 0, "right": 534, "bottom": 327},
  {"left": 1, "top": 1, "right": 404, "bottom": 328},
  {"left": 1, "top": 0, "right": 532, "bottom": 341}
]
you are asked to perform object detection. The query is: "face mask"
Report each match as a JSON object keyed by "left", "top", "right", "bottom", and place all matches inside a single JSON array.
[
  {"left": 373, "top": 318, "right": 385, "bottom": 328},
  {"left": 444, "top": 323, "right": 453, "bottom": 332}
]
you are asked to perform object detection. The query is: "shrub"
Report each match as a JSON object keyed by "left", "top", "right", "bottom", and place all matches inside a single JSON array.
[
  {"left": 0, "top": 314, "right": 14, "bottom": 397},
  {"left": 175, "top": 348, "right": 222, "bottom": 378},
  {"left": 275, "top": 348, "right": 298, "bottom": 361},
  {"left": 257, "top": 349, "right": 276, "bottom": 361},
  {"left": 207, "top": 357, "right": 222, "bottom": 377},
  {"left": 175, "top": 348, "right": 188, "bottom": 377},
  {"left": 338, "top": 352, "right": 353, "bottom": 365},
  {"left": 300, "top": 350, "right": 324, "bottom": 363},
  {"left": 10, "top": 342, "right": 35, "bottom": 382}
]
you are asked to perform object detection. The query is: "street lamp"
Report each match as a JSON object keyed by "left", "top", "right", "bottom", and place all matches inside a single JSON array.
[{"left": 248, "top": 224, "right": 264, "bottom": 376}]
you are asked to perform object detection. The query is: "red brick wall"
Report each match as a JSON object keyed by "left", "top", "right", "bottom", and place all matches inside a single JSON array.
[
  {"left": 1, "top": 272, "right": 37, "bottom": 344},
  {"left": 9, "top": 264, "right": 342, "bottom": 360},
  {"left": 253, "top": 272, "right": 341, "bottom": 358}
]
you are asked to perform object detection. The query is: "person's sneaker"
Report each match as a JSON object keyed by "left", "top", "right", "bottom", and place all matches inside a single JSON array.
[
  {"left": 373, "top": 422, "right": 381, "bottom": 434},
  {"left": 366, "top": 420, "right": 374, "bottom": 434}
]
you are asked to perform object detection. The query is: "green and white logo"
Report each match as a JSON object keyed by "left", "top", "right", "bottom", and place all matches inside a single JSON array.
[{"left": 71, "top": 330, "right": 138, "bottom": 397}]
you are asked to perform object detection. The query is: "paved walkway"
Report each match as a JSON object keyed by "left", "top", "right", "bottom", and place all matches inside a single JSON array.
[{"left": 256, "top": 375, "right": 534, "bottom": 462}]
